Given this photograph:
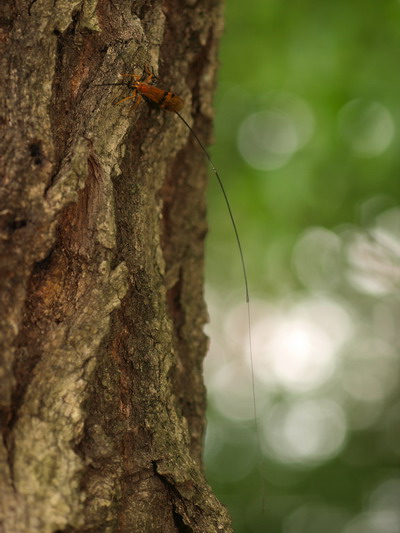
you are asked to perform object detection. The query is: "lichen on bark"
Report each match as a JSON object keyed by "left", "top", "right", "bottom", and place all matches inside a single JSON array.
[{"left": 0, "top": 0, "right": 232, "bottom": 531}]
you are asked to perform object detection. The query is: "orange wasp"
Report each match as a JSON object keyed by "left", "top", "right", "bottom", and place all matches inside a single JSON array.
[{"left": 115, "top": 68, "right": 184, "bottom": 112}]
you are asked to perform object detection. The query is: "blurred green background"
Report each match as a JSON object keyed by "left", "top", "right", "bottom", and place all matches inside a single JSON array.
[{"left": 203, "top": 1, "right": 400, "bottom": 532}]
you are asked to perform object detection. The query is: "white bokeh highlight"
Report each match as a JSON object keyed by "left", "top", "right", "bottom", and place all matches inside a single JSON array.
[
  {"left": 237, "top": 92, "right": 315, "bottom": 170},
  {"left": 338, "top": 99, "right": 395, "bottom": 157}
]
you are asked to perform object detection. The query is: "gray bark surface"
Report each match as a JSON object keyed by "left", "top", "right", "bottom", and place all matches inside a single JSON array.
[{"left": 0, "top": 0, "right": 232, "bottom": 531}]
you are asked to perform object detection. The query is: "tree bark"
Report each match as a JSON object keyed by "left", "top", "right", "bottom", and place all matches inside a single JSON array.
[{"left": 0, "top": 0, "right": 232, "bottom": 531}]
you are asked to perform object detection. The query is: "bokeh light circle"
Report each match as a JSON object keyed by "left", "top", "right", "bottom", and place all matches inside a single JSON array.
[
  {"left": 338, "top": 99, "right": 395, "bottom": 157},
  {"left": 263, "top": 398, "right": 347, "bottom": 464},
  {"left": 237, "top": 92, "right": 315, "bottom": 170}
]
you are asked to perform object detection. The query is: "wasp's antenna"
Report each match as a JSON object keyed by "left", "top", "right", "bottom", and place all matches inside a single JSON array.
[{"left": 93, "top": 82, "right": 126, "bottom": 87}]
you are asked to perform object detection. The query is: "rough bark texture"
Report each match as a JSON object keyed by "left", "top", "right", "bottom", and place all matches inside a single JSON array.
[{"left": 0, "top": 0, "right": 232, "bottom": 531}]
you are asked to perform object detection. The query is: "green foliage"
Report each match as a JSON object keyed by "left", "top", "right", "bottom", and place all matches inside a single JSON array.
[{"left": 205, "top": 1, "right": 400, "bottom": 531}]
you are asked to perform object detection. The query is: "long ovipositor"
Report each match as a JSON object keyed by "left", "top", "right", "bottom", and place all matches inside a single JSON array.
[{"left": 97, "top": 65, "right": 264, "bottom": 510}]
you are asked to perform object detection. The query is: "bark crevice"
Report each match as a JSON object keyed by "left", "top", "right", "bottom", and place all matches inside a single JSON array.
[{"left": 0, "top": 0, "right": 231, "bottom": 531}]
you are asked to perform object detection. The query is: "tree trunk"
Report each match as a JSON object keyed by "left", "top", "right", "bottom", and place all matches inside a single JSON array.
[{"left": 0, "top": 1, "right": 232, "bottom": 531}]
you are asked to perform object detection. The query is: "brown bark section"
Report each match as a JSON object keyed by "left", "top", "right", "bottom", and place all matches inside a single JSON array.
[{"left": 0, "top": 0, "right": 232, "bottom": 531}]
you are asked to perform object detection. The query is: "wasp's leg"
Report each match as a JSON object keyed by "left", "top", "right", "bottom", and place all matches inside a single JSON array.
[
  {"left": 115, "top": 92, "right": 142, "bottom": 108},
  {"left": 120, "top": 73, "right": 141, "bottom": 82},
  {"left": 115, "top": 90, "right": 138, "bottom": 104},
  {"left": 143, "top": 65, "right": 158, "bottom": 84}
]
